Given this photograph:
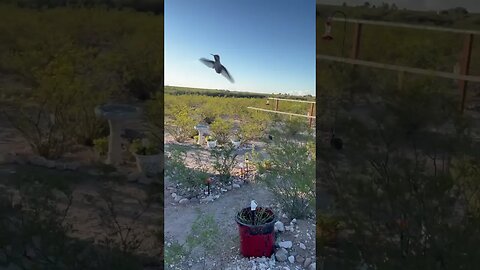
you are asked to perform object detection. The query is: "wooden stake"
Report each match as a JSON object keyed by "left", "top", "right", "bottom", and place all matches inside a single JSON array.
[
  {"left": 308, "top": 103, "right": 315, "bottom": 127},
  {"left": 459, "top": 33, "right": 474, "bottom": 114},
  {"left": 351, "top": 23, "right": 362, "bottom": 60}
]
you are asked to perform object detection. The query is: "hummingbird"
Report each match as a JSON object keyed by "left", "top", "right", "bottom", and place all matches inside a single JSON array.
[{"left": 199, "top": 54, "right": 234, "bottom": 83}]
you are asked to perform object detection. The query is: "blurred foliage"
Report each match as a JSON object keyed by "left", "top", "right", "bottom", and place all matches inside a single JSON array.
[
  {"left": 0, "top": 4, "right": 163, "bottom": 152},
  {"left": 317, "top": 57, "right": 480, "bottom": 268}
]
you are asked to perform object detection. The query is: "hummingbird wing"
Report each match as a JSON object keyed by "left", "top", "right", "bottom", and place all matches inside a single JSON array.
[
  {"left": 220, "top": 65, "right": 234, "bottom": 83},
  {"left": 199, "top": 58, "right": 215, "bottom": 68}
]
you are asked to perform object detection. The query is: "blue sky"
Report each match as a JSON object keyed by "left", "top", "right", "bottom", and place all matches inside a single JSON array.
[{"left": 165, "top": 0, "right": 316, "bottom": 96}]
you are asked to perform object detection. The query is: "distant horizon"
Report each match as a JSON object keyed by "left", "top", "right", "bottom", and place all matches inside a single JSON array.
[
  {"left": 317, "top": 0, "right": 480, "bottom": 13},
  {"left": 165, "top": 84, "right": 316, "bottom": 97}
]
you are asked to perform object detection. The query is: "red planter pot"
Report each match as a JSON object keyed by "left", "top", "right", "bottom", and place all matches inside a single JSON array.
[{"left": 235, "top": 207, "right": 276, "bottom": 258}]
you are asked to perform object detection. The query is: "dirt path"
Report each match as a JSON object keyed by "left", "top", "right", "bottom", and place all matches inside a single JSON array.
[
  {"left": 164, "top": 178, "right": 275, "bottom": 246},
  {"left": 163, "top": 137, "right": 316, "bottom": 270}
]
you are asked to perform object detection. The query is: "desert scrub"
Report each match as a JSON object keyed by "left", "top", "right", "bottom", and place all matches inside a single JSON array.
[
  {"left": 129, "top": 139, "right": 160, "bottom": 155},
  {"left": 166, "top": 105, "right": 196, "bottom": 142},
  {"left": 283, "top": 117, "right": 309, "bottom": 137},
  {"left": 210, "top": 118, "right": 234, "bottom": 144},
  {"left": 164, "top": 241, "right": 186, "bottom": 265},
  {"left": 165, "top": 150, "right": 209, "bottom": 189},
  {"left": 211, "top": 143, "right": 238, "bottom": 182},
  {"left": 260, "top": 136, "right": 315, "bottom": 219},
  {"left": 2, "top": 104, "right": 70, "bottom": 159}
]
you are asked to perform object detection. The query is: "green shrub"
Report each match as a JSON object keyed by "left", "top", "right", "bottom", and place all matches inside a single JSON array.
[
  {"left": 284, "top": 117, "right": 309, "bottom": 137},
  {"left": 2, "top": 104, "right": 70, "bottom": 159},
  {"left": 259, "top": 137, "right": 315, "bottom": 219},
  {"left": 210, "top": 118, "right": 234, "bottom": 144},
  {"left": 166, "top": 105, "right": 196, "bottom": 142},
  {"left": 211, "top": 143, "right": 238, "bottom": 183},
  {"left": 93, "top": 137, "right": 108, "bottom": 156},
  {"left": 129, "top": 139, "right": 160, "bottom": 155},
  {"left": 165, "top": 150, "right": 209, "bottom": 189}
]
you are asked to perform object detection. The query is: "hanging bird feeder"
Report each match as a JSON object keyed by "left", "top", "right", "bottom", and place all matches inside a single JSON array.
[{"left": 322, "top": 17, "right": 334, "bottom": 41}]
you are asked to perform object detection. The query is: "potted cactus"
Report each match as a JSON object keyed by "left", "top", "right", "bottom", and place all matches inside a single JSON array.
[
  {"left": 206, "top": 136, "right": 217, "bottom": 148},
  {"left": 129, "top": 138, "right": 162, "bottom": 177},
  {"left": 235, "top": 201, "right": 276, "bottom": 258}
]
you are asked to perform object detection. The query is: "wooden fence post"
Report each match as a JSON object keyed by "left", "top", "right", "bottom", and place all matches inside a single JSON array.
[{"left": 459, "top": 33, "right": 474, "bottom": 114}]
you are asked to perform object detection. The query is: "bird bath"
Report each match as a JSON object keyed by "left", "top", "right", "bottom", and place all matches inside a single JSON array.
[
  {"left": 194, "top": 124, "right": 210, "bottom": 145},
  {"left": 95, "top": 104, "right": 141, "bottom": 166}
]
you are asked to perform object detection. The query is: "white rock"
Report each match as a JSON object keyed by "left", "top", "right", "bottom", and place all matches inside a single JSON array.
[
  {"left": 299, "top": 243, "right": 306, "bottom": 250},
  {"left": 291, "top": 218, "right": 297, "bottom": 224},
  {"left": 303, "top": 258, "right": 312, "bottom": 268},
  {"left": 221, "top": 188, "right": 228, "bottom": 192},
  {"left": 274, "top": 221, "right": 285, "bottom": 232},
  {"left": 309, "top": 263, "right": 316, "bottom": 270},
  {"left": 269, "top": 255, "right": 276, "bottom": 267},
  {"left": 200, "top": 195, "right": 214, "bottom": 203},
  {"left": 233, "top": 184, "right": 241, "bottom": 188},
  {"left": 275, "top": 248, "right": 288, "bottom": 262},
  {"left": 28, "top": 155, "right": 47, "bottom": 166},
  {"left": 179, "top": 198, "right": 189, "bottom": 204},
  {"left": 296, "top": 255, "right": 305, "bottom": 264},
  {"left": 288, "top": 256, "right": 295, "bottom": 263},
  {"left": 171, "top": 193, "right": 177, "bottom": 198},
  {"left": 278, "top": 241, "right": 292, "bottom": 249}
]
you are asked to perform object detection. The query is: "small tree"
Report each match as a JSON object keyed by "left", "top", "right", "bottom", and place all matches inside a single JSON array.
[
  {"left": 166, "top": 105, "right": 196, "bottom": 142},
  {"left": 259, "top": 132, "right": 315, "bottom": 219},
  {"left": 211, "top": 143, "right": 238, "bottom": 183}
]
